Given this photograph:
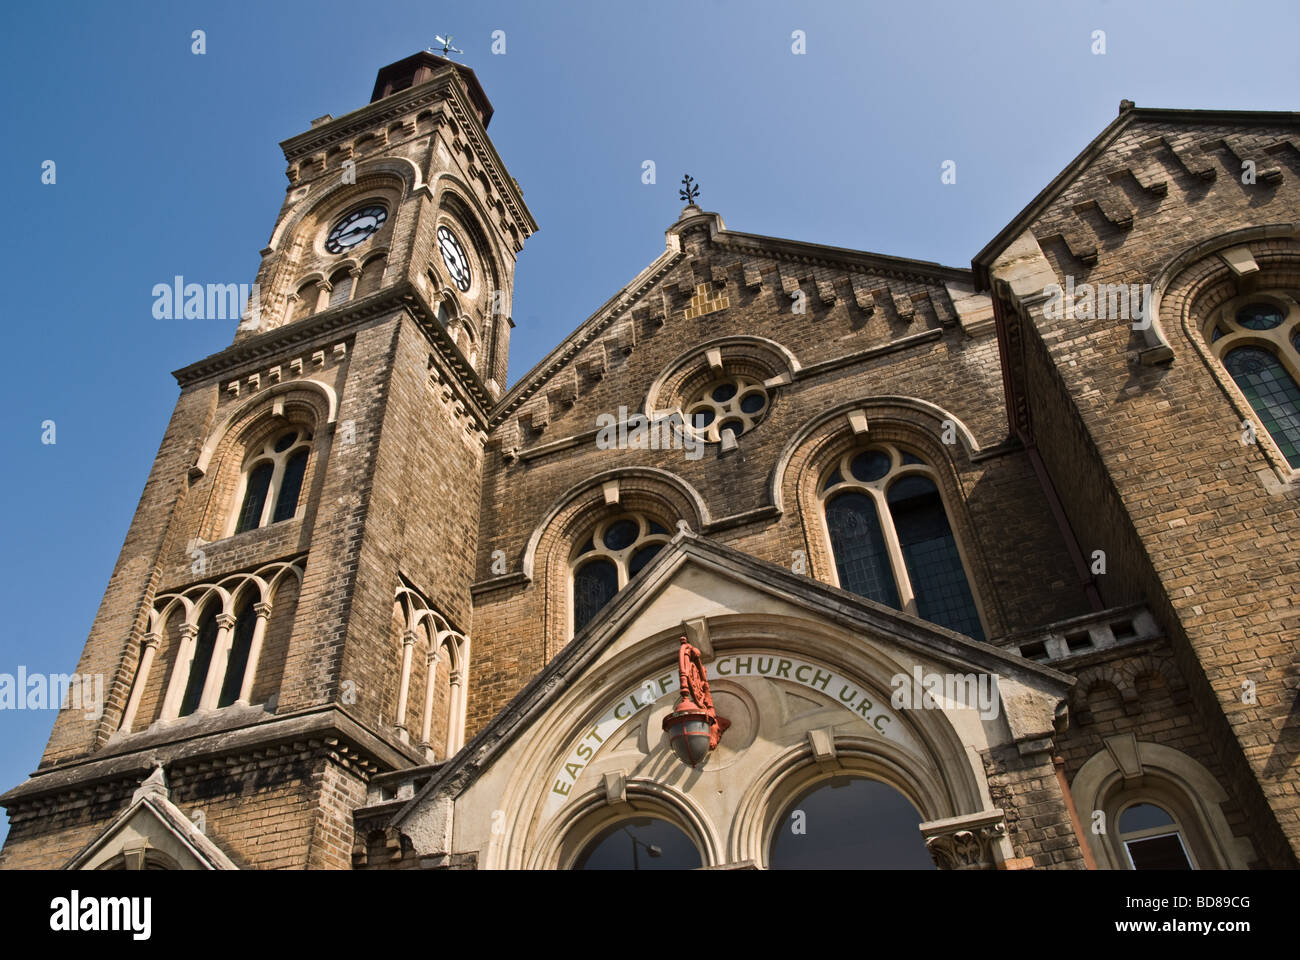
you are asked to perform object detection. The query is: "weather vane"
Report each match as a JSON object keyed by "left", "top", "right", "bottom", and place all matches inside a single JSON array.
[
  {"left": 679, "top": 174, "right": 700, "bottom": 205},
  {"left": 431, "top": 34, "right": 464, "bottom": 58}
]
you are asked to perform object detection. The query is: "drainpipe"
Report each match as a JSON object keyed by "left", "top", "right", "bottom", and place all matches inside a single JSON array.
[{"left": 1054, "top": 756, "right": 1098, "bottom": 869}]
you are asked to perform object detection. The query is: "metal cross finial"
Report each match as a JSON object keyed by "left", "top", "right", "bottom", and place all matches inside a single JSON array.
[
  {"left": 679, "top": 174, "right": 700, "bottom": 205},
  {"left": 432, "top": 34, "right": 464, "bottom": 58}
]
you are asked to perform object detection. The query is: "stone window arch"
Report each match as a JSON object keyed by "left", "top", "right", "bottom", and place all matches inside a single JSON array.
[
  {"left": 1154, "top": 228, "right": 1300, "bottom": 480},
  {"left": 767, "top": 774, "right": 935, "bottom": 869},
  {"left": 229, "top": 426, "right": 314, "bottom": 536},
  {"left": 645, "top": 337, "right": 797, "bottom": 453},
  {"left": 523, "top": 471, "right": 704, "bottom": 651},
  {"left": 550, "top": 789, "right": 714, "bottom": 870},
  {"left": 1071, "top": 738, "right": 1255, "bottom": 869},
  {"left": 192, "top": 387, "right": 329, "bottom": 544},
  {"left": 119, "top": 559, "right": 304, "bottom": 732},
  {"left": 327, "top": 266, "right": 356, "bottom": 308},
  {"left": 355, "top": 252, "right": 387, "bottom": 298},
  {"left": 780, "top": 402, "right": 1002, "bottom": 639},
  {"left": 291, "top": 278, "right": 322, "bottom": 321}
]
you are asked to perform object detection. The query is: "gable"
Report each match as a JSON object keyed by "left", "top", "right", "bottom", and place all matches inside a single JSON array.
[
  {"left": 974, "top": 105, "right": 1300, "bottom": 287},
  {"left": 66, "top": 768, "right": 238, "bottom": 871},
  {"left": 491, "top": 207, "right": 994, "bottom": 458}
]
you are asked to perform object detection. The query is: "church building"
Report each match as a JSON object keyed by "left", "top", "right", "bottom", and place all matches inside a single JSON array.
[{"left": 2, "top": 53, "right": 1297, "bottom": 870}]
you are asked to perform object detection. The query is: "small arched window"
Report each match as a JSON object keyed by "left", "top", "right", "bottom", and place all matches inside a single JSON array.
[
  {"left": 1205, "top": 293, "right": 1300, "bottom": 468},
  {"left": 218, "top": 594, "right": 258, "bottom": 708},
  {"left": 232, "top": 429, "right": 313, "bottom": 535},
  {"left": 1116, "top": 802, "right": 1194, "bottom": 870},
  {"left": 821, "top": 444, "right": 983, "bottom": 640},
  {"left": 571, "top": 513, "right": 672, "bottom": 634},
  {"left": 177, "top": 595, "right": 259, "bottom": 718}
]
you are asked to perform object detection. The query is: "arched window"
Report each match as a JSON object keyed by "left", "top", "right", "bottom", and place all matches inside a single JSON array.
[
  {"left": 232, "top": 428, "right": 313, "bottom": 535},
  {"left": 571, "top": 513, "right": 672, "bottom": 634},
  {"left": 768, "top": 776, "right": 934, "bottom": 869},
  {"left": 572, "top": 817, "right": 702, "bottom": 870},
  {"left": 820, "top": 444, "right": 983, "bottom": 640},
  {"left": 177, "top": 596, "right": 260, "bottom": 719},
  {"left": 327, "top": 268, "right": 354, "bottom": 308},
  {"left": 1204, "top": 293, "right": 1300, "bottom": 468},
  {"left": 1116, "top": 802, "right": 1194, "bottom": 870}
]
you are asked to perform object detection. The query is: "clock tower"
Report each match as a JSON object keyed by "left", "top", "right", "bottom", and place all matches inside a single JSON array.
[{"left": 0, "top": 52, "right": 536, "bottom": 870}]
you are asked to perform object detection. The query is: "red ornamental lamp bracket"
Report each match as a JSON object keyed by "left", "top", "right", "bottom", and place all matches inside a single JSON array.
[{"left": 662, "top": 636, "right": 730, "bottom": 767}]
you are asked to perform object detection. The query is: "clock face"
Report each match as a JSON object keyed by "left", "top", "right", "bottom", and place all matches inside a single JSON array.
[
  {"left": 325, "top": 205, "right": 387, "bottom": 254},
  {"left": 438, "top": 225, "right": 472, "bottom": 292}
]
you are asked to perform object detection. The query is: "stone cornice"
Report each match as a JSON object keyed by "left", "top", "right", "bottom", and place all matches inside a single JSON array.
[
  {"left": 972, "top": 105, "right": 1300, "bottom": 288},
  {"left": 488, "top": 223, "right": 974, "bottom": 432},
  {"left": 171, "top": 282, "right": 491, "bottom": 429},
  {"left": 0, "top": 706, "right": 419, "bottom": 810},
  {"left": 716, "top": 229, "right": 973, "bottom": 285}
]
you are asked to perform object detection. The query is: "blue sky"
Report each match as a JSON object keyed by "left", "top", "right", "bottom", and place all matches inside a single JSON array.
[{"left": 1, "top": 0, "right": 1295, "bottom": 847}]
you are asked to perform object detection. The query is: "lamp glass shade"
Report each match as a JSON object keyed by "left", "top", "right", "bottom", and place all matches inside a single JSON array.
[{"left": 665, "top": 713, "right": 713, "bottom": 766}]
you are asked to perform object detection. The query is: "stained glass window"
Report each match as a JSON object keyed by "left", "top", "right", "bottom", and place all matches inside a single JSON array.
[
  {"left": 825, "top": 492, "right": 899, "bottom": 608},
  {"left": 888, "top": 475, "right": 983, "bottom": 640},
  {"left": 573, "top": 558, "right": 618, "bottom": 634},
  {"left": 1224, "top": 346, "right": 1300, "bottom": 466}
]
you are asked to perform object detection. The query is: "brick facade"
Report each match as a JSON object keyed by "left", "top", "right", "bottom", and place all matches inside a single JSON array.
[{"left": 2, "top": 62, "right": 1295, "bottom": 871}]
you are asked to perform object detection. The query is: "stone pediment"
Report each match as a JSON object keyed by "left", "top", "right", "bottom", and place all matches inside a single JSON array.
[{"left": 65, "top": 766, "right": 238, "bottom": 871}]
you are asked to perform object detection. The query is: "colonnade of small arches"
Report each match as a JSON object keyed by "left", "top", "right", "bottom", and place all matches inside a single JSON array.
[
  {"left": 392, "top": 582, "right": 470, "bottom": 760},
  {"left": 118, "top": 559, "right": 305, "bottom": 733}
]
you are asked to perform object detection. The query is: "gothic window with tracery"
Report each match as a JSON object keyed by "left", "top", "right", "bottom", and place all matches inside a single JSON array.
[
  {"left": 684, "top": 374, "right": 770, "bottom": 444},
  {"left": 571, "top": 513, "right": 673, "bottom": 634},
  {"left": 233, "top": 428, "right": 312, "bottom": 534},
  {"left": 821, "top": 444, "right": 983, "bottom": 640}
]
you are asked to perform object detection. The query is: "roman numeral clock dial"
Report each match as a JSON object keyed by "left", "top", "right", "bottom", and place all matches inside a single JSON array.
[{"left": 325, "top": 204, "right": 387, "bottom": 254}]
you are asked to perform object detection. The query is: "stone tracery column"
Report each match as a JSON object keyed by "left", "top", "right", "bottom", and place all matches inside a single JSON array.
[
  {"left": 235, "top": 601, "right": 273, "bottom": 706},
  {"left": 160, "top": 623, "right": 202, "bottom": 721},
  {"left": 394, "top": 629, "right": 417, "bottom": 742},
  {"left": 119, "top": 633, "right": 161, "bottom": 732},
  {"left": 197, "top": 612, "right": 238, "bottom": 712}
]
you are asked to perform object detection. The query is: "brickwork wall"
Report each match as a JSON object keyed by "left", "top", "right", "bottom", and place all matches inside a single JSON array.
[
  {"left": 469, "top": 231, "right": 1088, "bottom": 733},
  {"left": 995, "top": 114, "right": 1300, "bottom": 864},
  {"left": 982, "top": 747, "right": 1087, "bottom": 868}
]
